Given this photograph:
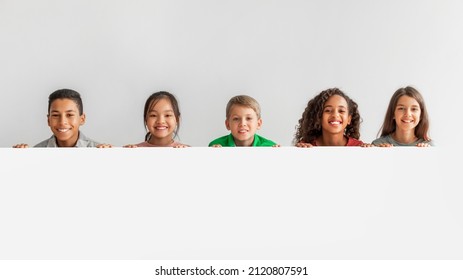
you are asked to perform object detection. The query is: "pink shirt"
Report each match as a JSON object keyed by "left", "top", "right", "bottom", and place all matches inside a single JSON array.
[{"left": 135, "top": 141, "right": 189, "bottom": 147}]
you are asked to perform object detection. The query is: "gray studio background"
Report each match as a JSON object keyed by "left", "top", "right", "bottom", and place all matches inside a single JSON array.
[{"left": 1, "top": 0, "right": 460, "bottom": 147}]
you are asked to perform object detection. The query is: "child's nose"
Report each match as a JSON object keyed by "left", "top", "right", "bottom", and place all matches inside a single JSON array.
[{"left": 59, "top": 116, "right": 67, "bottom": 124}]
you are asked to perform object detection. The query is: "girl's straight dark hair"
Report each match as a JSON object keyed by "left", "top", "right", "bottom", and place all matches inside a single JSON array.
[{"left": 143, "top": 91, "right": 181, "bottom": 141}]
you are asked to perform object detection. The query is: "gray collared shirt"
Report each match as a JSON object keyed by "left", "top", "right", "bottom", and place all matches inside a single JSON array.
[
  {"left": 372, "top": 134, "right": 434, "bottom": 146},
  {"left": 34, "top": 132, "right": 101, "bottom": 147}
]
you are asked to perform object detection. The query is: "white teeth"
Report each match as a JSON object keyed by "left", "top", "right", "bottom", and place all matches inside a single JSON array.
[
  {"left": 58, "top": 128, "right": 69, "bottom": 132},
  {"left": 330, "top": 121, "right": 341, "bottom": 125},
  {"left": 155, "top": 127, "right": 167, "bottom": 130}
]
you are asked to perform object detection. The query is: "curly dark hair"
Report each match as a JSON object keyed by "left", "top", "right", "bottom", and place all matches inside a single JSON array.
[{"left": 293, "top": 88, "right": 362, "bottom": 145}]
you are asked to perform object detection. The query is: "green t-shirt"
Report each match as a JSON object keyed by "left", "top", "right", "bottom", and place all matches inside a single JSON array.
[{"left": 208, "top": 133, "right": 277, "bottom": 147}]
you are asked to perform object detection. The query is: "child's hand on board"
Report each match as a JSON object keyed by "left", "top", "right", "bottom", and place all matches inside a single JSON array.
[
  {"left": 12, "top": 143, "right": 29, "bottom": 148},
  {"left": 96, "top": 143, "right": 113, "bottom": 148},
  {"left": 295, "top": 142, "right": 313, "bottom": 148},
  {"left": 416, "top": 142, "right": 431, "bottom": 147},
  {"left": 374, "top": 143, "right": 393, "bottom": 148},
  {"left": 173, "top": 144, "right": 189, "bottom": 148}
]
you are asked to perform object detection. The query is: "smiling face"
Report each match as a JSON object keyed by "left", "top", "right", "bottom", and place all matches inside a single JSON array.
[
  {"left": 145, "top": 97, "right": 178, "bottom": 146},
  {"left": 321, "top": 94, "right": 352, "bottom": 136},
  {"left": 225, "top": 104, "right": 262, "bottom": 146},
  {"left": 394, "top": 95, "right": 421, "bottom": 133},
  {"left": 47, "top": 98, "right": 85, "bottom": 147}
]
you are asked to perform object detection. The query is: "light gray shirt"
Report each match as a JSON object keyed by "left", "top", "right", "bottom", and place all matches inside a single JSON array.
[
  {"left": 372, "top": 134, "right": 434, "bottom": 146},
  {"left": 34, "top": 132, "right": 100, "bottom": 147}
]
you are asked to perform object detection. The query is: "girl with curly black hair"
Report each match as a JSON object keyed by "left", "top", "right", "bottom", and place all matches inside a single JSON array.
[{"left": 293, "top": 88, "right": 364, "bottom": 147}]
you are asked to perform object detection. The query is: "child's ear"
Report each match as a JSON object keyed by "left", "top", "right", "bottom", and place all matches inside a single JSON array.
[
  {"left": 80, "top": 113, "right": 86, "bottom": 125},
  {"left": 225, "top": 119, "right": 231, "bottom": 131},
  {"left": 347, "top": 115, "right": 352, "bottom": 125},
  {"left": 257, "top": 118, "right": 263, "bottom": 129},
  {"left": 47, "top": 114, "right": 50, "bottom": 127}
]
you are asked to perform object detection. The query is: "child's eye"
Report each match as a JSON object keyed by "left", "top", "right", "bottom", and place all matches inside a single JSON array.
[
  {"left": 232, "top": 118, "right": 239, "bottom": 121},
  {"left": 165, "top": 114, "right": 172, "bottom": 118}
]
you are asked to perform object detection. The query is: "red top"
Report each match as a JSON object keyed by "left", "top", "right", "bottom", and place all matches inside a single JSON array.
[{"left": 310, "top": 137, "right": 363, "bottom": 146}]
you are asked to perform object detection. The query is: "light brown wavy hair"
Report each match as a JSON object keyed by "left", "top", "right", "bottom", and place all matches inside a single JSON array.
[{"left": 377, "top": 86, "right": 431, "bottom": 141}]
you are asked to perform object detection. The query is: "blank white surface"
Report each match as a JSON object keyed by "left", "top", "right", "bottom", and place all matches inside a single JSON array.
[{"left": 0, "top": 147, "right": 460, "bottom": 259}]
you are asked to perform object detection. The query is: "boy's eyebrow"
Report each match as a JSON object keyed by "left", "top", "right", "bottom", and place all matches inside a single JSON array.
[
  {"left": 230, "top": 113, "right": 255, "bottom": 117},
  {"left": 50, "top": 109, "right": 78, "bottom": 113}
]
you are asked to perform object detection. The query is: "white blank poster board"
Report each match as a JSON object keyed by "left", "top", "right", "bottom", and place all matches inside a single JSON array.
[{"left": 1, "top": 147, "right": 461, "bottom": 260}]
